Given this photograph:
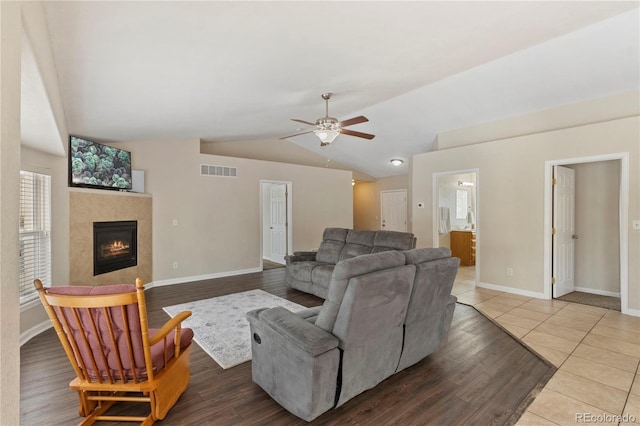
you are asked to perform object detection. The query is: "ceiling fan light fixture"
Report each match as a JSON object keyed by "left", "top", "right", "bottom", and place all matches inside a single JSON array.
[
  {"left": 283, "top": 93, "right": 375, "bottom": 144},
  {"left": 390, "top": 159, "right": 404, "bottom": 166},
  {"left": 314, "top": 129, "right": 340, "bottom": 145}
]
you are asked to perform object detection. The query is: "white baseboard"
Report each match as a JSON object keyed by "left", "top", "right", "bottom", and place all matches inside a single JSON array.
[
  {"left": 622, "top": 307, "right": 640, "bottom": 317},
  {"left": 20, "top": 321, "right": 52, "bottom": 346},
  {"left": 477, "top": 282, "right": 640, "bottom": 317},
  {"left": 150, "top": 267, "right": 263, "bottom": 288},
  {"left": 476, "top": 281, "right": 546, "bottom": 299},
  {"left": 574, "top": 286, "right": 620, "bottom": 298}
]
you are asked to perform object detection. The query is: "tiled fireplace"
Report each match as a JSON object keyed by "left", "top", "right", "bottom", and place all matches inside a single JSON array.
[{"left": 69, "top": 190, "right": 151, "bottom": 286}]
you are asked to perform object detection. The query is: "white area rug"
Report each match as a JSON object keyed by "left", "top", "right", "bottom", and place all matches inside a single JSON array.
[{"left": 163, "top": 289, "right": 307, "bottom": 369}]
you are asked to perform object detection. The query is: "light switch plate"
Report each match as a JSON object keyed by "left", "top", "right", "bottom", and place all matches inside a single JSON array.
[{"left": 633, "top": 220, "right": 640, "bottom": 230}]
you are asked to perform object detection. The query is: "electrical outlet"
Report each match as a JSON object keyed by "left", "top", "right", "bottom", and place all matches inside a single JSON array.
[
  {"left": 172, "top": 261, "right": 178, "bottom": 269},
  {"left": 506, "top": 268, "right": 513, "bottom": 276}
]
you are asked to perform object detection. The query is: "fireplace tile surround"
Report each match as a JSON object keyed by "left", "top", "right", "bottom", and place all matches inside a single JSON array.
[{"left": 70, "top": 189, "right": 151, "bottom": 286}]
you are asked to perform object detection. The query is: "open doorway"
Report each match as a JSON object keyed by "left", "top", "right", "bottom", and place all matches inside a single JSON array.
[
  {"left": 433, "top": 170, "right": 479, "bottom": 286},
  {"left": 260, "top": 180, "right": 293, "bottom": 268},
  {"left": 546, "top": 154, "right": 629, "bottom": 313}
]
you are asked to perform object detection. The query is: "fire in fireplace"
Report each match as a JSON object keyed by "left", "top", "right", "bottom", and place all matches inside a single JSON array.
[{"left": 93, "top": 221, "right": 137, "bottom": 275}]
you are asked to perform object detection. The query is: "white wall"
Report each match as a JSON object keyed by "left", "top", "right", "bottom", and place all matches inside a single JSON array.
[
  {"left": 0, "top": 2, "right": 22, "bottom": 422},
  {"left": 112, "top": 138, "right": 353, "bottom": 284},
  {"left": 16, "top": 1, "right": 71, "bottom": 343},
  {"left": 412, "top": 115, "right": 639, "bottom": 313},
  {"left": 437, "top": 91, "right": 640, "bottom": 150},
  {"left": 20, "top": 1, "right": 68, "bottom": 155}
]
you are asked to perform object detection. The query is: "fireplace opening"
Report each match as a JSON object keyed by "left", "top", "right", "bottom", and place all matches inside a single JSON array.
[{"left": 93, "top": 221, "right": 137, "bottom": 275}]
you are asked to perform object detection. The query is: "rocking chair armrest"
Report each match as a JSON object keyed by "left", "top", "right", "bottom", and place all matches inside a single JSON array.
[{"left": 149, "top": 310, "right": 192, "bottom": 346}]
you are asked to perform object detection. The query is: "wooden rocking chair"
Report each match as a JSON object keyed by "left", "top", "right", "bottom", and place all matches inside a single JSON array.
[{"left": 34, "top": 278, "right": 194, "bottom": 425}]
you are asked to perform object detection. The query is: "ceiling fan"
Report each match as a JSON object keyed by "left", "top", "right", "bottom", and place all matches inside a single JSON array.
[{"left": 280, "top": 93, "right": 375, "bottom": 146}]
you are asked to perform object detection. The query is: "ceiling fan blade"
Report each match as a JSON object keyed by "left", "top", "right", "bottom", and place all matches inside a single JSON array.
[
  {"left": 291, "top": 118, "right": 317, "bottom": 126},
  {"left": 340, "top": 128, "right": 375, "bottom": 140},
  {"left": 339, "top": 115, "right": 369, "bottom": 127},
  {"left": 280, "top": 130, "right": 313, "bottom": 139}
]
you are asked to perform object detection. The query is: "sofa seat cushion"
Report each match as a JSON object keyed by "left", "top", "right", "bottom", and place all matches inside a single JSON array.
[
  {"left": 288, "top": 261, "right": 325, "bottom": 282},
  {"left": 311, "top": 264, "right": 334, "bottom": 287}
]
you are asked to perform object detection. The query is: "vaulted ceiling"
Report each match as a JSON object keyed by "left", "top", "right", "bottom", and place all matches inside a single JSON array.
[{"left": 23, "top": 1, "right": 640, "bottom": 179}]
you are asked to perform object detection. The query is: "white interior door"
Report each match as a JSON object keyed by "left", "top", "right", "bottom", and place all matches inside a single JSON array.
[
  {"left": 269, "top": 184, "right": 287, "bottom": 264},
  {"left": 553, "top": 165, "right": 576, "bottom": 297},
  {"left": 381, "top": 190, "right": 407, "bottom": 232}
]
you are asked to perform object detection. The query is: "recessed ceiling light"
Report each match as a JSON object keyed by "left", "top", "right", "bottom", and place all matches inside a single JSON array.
[{"left": 390, "top": 159, "right": 404, "bottom": 166}]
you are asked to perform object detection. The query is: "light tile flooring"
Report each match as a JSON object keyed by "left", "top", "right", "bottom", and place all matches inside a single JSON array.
[{"left": 452, "top": 267, "right": 640, "bottom": 425}]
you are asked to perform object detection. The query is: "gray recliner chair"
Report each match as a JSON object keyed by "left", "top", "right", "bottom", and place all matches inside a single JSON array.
[
  {"left": 247, "top": 251, "right": 416, "bottom": 421},
  {"left": 396, "top": 247, "right": 459, "bottom": 372}
]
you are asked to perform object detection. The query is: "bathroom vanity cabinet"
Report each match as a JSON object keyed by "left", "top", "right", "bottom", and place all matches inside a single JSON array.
[{"left": 450, "top": 230, "right": 475, "bottom": 266}]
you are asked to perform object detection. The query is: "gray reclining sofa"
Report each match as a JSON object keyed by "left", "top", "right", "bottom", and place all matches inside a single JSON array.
[
  {"left": 248, "top": 247, "right": 459, "bottom": 421},
  {"left": 285, "top": 227, "right": 417, "bottom": 298}
]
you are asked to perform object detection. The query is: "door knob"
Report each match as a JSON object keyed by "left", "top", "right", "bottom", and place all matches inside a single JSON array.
[{"left": 572, "top": 234, "right": 579, "bottom": 239}]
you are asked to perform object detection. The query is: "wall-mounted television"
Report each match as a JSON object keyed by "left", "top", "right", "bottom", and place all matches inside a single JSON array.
[{"left": 69, "top": 135, "right": 132, "bottom": 191}]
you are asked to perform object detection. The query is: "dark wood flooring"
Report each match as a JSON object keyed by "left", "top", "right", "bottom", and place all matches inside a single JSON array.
[{"left": 21, "top": 269, "right": 555, "bottom": 425}]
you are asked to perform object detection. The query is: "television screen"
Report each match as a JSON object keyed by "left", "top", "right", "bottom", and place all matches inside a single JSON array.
[{"left": 69, "top": 136, "right": 132, "bottom": 191}]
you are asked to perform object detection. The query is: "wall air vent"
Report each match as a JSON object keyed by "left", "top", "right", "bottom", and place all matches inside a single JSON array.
[{"left": 200, "top": 164, "right": 237, "bottom": 178}]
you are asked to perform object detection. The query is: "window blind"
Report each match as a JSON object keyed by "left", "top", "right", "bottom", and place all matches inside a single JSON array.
[{"left": 19, "top": 171, "right": 51, "bottom": 304}]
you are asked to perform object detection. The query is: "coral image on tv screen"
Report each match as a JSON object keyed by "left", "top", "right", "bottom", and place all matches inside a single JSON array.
[{"left": 69, "top": 136, "right": 132, "bottom": 190}]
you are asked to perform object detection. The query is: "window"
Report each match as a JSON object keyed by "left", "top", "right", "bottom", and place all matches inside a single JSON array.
[
  {"left": 455, "top": 189, "right": 468, "bottom": 220},
  {"left": 19, "top": 170, "right": 51, "bottom": 304}
]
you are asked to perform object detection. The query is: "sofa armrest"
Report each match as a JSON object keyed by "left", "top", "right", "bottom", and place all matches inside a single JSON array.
[
  {"left": 248, "top": 307, "right": 338, "bottom": 356},
  {"left": 285, "top": 251, "right": 317, "bottom": 264}
]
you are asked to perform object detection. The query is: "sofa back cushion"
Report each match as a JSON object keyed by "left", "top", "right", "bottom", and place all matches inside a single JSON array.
[
  {"left": 371, "top": 230, "right": 416, "bottom": 253},
  {"left": 402, "top": 247, "right": 459, "bottom": 324},
  {"left": 325, "top": 254, "right": 416, "bottom": 406},
  {"left": 339, "top": 230, "right": 376, "bottom": 261},
  {"left": 403, "top": 247, "right": 451, "bottom": 265},
  {"left": 315, "top": 228, "right": 348, "bottom": 264},
  {"left": 315, "top": 251, "right": 408, "bottom": 332}
]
